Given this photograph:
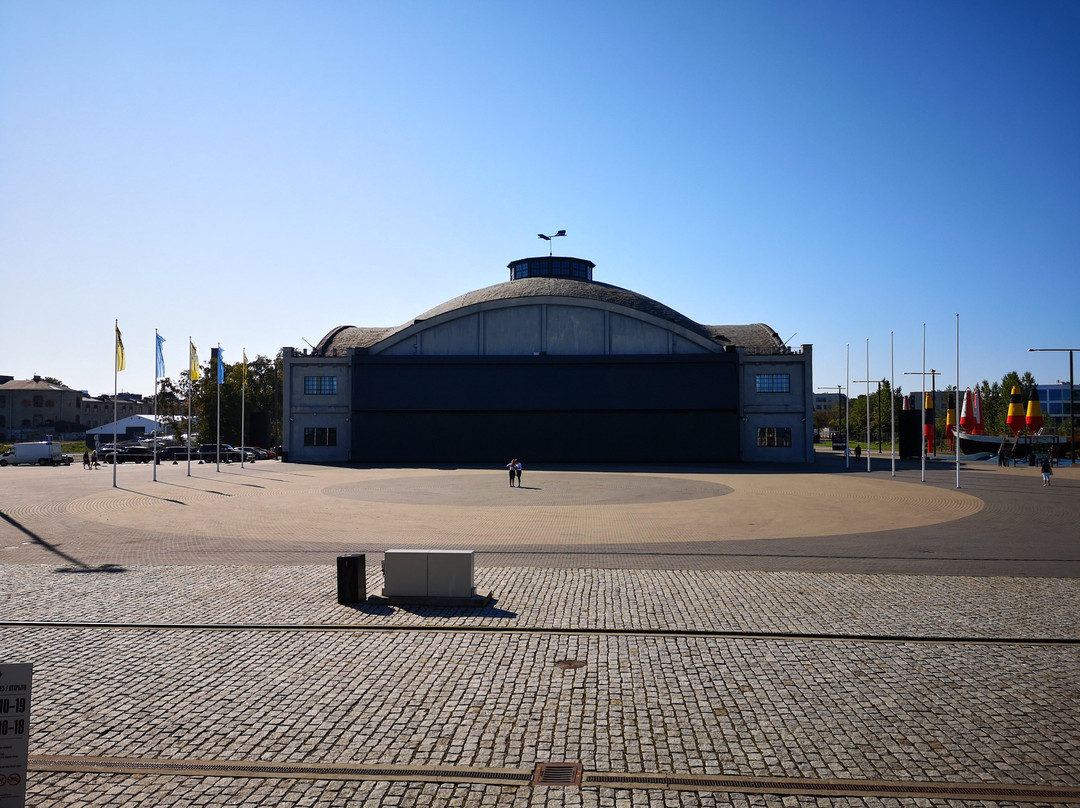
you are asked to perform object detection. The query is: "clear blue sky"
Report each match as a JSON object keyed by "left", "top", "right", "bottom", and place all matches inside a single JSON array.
[{"left": 2, "top": 1, "right": 1078, "bottom": 398}]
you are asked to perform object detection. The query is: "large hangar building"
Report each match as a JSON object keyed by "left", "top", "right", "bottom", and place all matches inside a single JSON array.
[{"left": 282, "top": 256, "right": 813, "bottom": 464}]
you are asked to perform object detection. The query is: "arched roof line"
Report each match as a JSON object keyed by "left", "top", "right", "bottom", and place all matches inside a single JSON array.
[
  {"left": 372, "top": 294, "right": 726, "bottom": 355},
  {"left": 316, "top": 278, "right": 785, "bottom": 355}
]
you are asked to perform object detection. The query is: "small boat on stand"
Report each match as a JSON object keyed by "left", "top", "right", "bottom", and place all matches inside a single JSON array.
[{"left": 954, "top": 386, "right": 1070, "bottom": 461}]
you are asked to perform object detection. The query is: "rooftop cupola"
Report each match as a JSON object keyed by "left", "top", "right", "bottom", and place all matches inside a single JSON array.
[{"left": 508, "top": 256, "right": 595, "bottom": 282}]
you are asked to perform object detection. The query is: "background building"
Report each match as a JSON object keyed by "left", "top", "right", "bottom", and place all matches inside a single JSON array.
[
  {"left": 282, "top": 257, "right": 814, "bottom": 465},
  {"left": 1033, "top": 382, "right": 1077, "bottom": 428},
  {"left": 0, "top": 376, "right": 155, "bottom": 441},
  {"left": 0, "top": 376, "right": 84, "bottom": 439}
]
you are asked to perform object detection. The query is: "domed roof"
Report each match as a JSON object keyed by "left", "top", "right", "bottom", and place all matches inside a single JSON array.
[{"left": 317, "top": 276, "right": 784, "bottom": 355}]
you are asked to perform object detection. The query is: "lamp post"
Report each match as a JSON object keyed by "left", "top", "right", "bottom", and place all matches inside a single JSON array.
[
  {"left": 816, "top": 385, "right": 845, "bottom": 446},
  {"left": 1028, "top": 348, "right": 1078, "bottom": 462},
  {"left": 903, "top": 321, "right": 942, "bottom": 482},
  {"left": 852, "top": 378, "right": 881, "bottom": 471},
  {"left": 853, "top": 379, "right": 886, "bottom": 455},
  {"left": 904, "top": 369, "right": 942, "bottom": 452}
]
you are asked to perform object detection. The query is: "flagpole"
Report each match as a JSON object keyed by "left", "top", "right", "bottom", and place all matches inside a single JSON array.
[
  {"left": 113, "top": 319, "right": 119, "bottom": 489},
  {"left": 890, "top": 330, "right": 896, "bottom": 477},
  {"left": 153, "top": 329, "right": 159, "bottom": 482},
  {"left": 241, "top": 349, "right": 246, "bottom": 469},
  {"left": 188, "top": 339, "right": 200, "bottom": 476},
  {"left": 216, "top": 344, "right": 221, "bottom": 472},
  {"left": 956, "top": 314, "right": 961, "bottom": 489},
  {"left": 845, "top": 343, "right": 850, "bottom": 469},
  {"left": 187, "top": 339, "right": 192, "bottom": 477},
  {"left": 921, "top": 323, "right": 926, "bottom": 483},
  {"left": 865, "top": 338, "right": 870, "bottom": 472}
]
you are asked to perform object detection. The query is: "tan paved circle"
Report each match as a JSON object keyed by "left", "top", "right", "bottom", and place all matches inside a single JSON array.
[
  {"left": 323, "top": 472, "right": 735, "bottom": 506},
  {"left": 6, "top": 465, "right": 983, "bottom": 548}
]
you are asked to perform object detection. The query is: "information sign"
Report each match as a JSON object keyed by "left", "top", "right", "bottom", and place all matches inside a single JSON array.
[{"left": 0, "top": 664, "right": 32, "bottom": 808}]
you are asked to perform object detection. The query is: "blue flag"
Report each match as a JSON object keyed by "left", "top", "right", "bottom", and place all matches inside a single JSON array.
[
  {"left": 217, "top": 347, "right": 225, "bottom": 385},
  {"left": 156, "top": 333, "right": 166, "bottom": 378}
]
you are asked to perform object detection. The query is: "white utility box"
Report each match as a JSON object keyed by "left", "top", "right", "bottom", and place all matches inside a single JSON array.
[{"left": 382, "top": 550, "right": 475, "bottom": 598}]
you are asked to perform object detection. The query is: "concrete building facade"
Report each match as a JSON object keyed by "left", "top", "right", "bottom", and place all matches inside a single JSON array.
[{"left": 282, "top": 258, "right": 814, "bottom": 464}]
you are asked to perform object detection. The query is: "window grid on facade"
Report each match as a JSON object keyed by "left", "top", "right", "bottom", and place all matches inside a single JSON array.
[
  {"left": 303, "top": 427, "right": 337, "bottom": 447},
  {"left": 304, "top": 376, "right": 338, "bottom": 395},
  {"left": 755, "top": 373, "right": 791, "bottom": 393},
  {"left": 757, "top": 427, "right": 792, "bottom": 447}
]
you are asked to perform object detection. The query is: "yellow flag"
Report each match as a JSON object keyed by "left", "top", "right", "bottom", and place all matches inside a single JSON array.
[
  {"left": 115, "top": 325, "right": 126, "bottom": 372},
  {"left": 189, "top": 341, "right": 200, "bottom": 381},
  {"left": 242, "top": 349, "right": 248, "bottom": 388}
]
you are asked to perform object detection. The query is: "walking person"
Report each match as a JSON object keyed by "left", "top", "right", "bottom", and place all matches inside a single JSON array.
[
  {"left": 91, "top": 449, "right": 99, "bottom": 469},
  {"left": 1040, "top": 456, "right": 1053, "bottom": 487},
  {"left": 854, "top": 444, "right": 861, "bottom": 463},
  {"left": 82, "top": 450, "right": 91, "bottom": 470}
]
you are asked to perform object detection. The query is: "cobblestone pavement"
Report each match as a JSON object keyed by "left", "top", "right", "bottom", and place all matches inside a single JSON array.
[{"left": 2, "top": 459, "right": 1078, "bottom": 806}]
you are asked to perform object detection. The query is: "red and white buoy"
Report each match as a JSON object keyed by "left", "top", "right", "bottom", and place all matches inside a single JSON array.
[{"left": 960, "top": 388, "right": 977, "bottom": 434}]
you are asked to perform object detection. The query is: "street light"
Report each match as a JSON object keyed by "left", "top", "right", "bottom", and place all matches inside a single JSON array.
[
  {"left": 903, "top": 369, "right": 942, "bottom": 456},
  {"left": 853, "top": 379, "right": 886, "bottom": 453},
  {"left": 1028, "top": 348, "right": 1079, "bottom": 462},
  {"left": 816, "top": 385, "right": 845, "bottom": 446},
  {"left": 537, "top": 229, "right": 566, "bottom": 256}
]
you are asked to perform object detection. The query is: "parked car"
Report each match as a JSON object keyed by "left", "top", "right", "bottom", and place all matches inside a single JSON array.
[
  {"left": 103, "top": 446, "right": 155, "bottom": 464},
  {"left": 196, "top": 444, "right": 244, "bottom": 463},
  {"left": 158, "top": 445, "right": 197, "bottom": 461},
  {"left": 236, "top": 446, "right": 268, "bottom": 460}
]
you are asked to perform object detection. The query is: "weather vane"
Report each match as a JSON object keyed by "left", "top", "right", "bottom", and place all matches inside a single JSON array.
[{"left": 537, "top": 229, "right": 566, "bottom": 256}]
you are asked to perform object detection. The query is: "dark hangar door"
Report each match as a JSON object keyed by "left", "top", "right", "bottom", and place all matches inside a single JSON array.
[{"left": 350, "top": 354, "right": 740, "bottom": 463}]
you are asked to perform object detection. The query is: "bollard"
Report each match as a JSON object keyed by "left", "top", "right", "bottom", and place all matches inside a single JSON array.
[{"left": 337, "top": 554, "right": 366, "bottom": 604}]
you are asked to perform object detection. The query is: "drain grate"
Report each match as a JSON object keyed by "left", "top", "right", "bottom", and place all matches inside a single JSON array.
[
  {"left": 533, "top": 762, "right": 583, "bottom": 786},
  {"left": 554, "top": 659, "right": 584, "bottom": 670}
]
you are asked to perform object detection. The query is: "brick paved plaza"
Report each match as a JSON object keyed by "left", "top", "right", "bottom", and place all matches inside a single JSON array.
[{"left": 1, "top": 455, "right": 1078, "bottom": 806}]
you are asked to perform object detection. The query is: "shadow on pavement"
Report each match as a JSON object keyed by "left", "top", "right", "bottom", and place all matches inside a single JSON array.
[
  {"left": 117, "top": 487, "right": 187, "bottom": 505},
  {"left": 340, "top": 600, "right": 519, "bottom": 620},
  {"left": 0, "top": 510, "right": 128, "bottom": 574}
]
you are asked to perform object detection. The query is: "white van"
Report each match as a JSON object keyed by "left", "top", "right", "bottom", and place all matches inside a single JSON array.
[{"left": 0, "top": 441, "right": 74, "bottom": 466}]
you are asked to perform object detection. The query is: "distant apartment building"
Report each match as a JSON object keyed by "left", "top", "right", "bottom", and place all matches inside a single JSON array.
[
  {"left": 81, "top": 393, "right": 154, "bottom": 429},
  {"left": 813, "top": 392, "right": 847, "bottom": 412},
  {"left": 0, "top": 376, "right": 84, "bottom": 438}
]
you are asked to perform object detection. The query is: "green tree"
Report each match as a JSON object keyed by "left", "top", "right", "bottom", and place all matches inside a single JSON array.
[
  {"left": 977, "top": 379, "right": 1004, "bottom": 436},
  {"left": 191, "top": 352, "right": 282, "bottom": 447},
  {"left": 155, "top": 377, "right": 188, "bottom": 441},
  {"left": 847, "top": 381, "right": 899, "bottom": 447}
]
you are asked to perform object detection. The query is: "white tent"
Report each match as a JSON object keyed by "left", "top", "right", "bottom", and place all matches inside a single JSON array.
[{"left": 86, "top": 415, "right": 181, "bottom": 444}]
